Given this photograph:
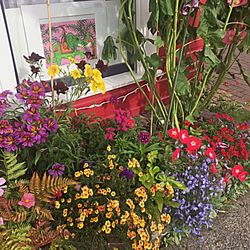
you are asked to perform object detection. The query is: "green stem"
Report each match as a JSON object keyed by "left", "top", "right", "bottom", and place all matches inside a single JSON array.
[
  {"left": 117, "top": 0, "right": 160, "bottom": 121},
  {"left": 224, "top": 1, "right": 234, "bottom": 31}
]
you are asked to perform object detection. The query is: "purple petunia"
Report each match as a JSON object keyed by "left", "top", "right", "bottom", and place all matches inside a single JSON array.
[
  {"left": 121, "top": 167, "right": 134, "bottom": 180},
  {"left": 0, "top": 120, "right": 13, "bottom": 135},
  {"left": 138, "top": 131, "right": 150, "bottom": 144},
  {"left": 48, "top": 163, "right": 65, "bottom": 177}
]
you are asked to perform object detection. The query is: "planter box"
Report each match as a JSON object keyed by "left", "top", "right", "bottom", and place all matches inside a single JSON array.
[{"left": 72, "top": 77, "right": 169, "bottom": 119}]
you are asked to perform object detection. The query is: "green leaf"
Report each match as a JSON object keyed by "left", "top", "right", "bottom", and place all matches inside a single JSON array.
[
  {"left": 167, "top": 177, "right": 187, "bottom": 190},
  {"left": 155, "top": 192, "right": 164, "bottom": 212},
  {"left": 34, "top": 150, "right": 41, "bottom": 166},
  {"left": 159, "top": 0, "right": 174, "bottom": 16},
  {"left": 175, "top": 72, "right": 190, "bottom": 96},
  {"left": 185, "top": 115, "right": 195, "bottom": 124},
  {"left": 146, "top": 53, "right": 162, "bottom": 71},
  {"left": 165, "top": 200, "right": 180, "bottom": 208},
  {"left": 204, "top": 46, "right": 220, "bottom": 66},
  {"left": 155, "top": 36, "right": 165, "bottom": 48},
  {"left": 101, "top": 36, "right": 117, "bottom": 63}
]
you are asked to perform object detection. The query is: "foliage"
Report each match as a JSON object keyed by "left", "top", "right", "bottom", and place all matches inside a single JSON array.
[{"left": 102, "top": 0, "right": 250, "bottom": 134}]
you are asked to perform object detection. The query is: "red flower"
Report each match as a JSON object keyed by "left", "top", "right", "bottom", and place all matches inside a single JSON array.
[
  {"left": 224, "top": 173, "right": 229, "bottom": 183},
  {"left": 227, "top": 0, "right": 248, "bottom": 7},
  {"left": 186, "top": 136, "right": 202, "bottom": 151},
  {"left": 210, "top": 163, "right": 217, "bottom": 174},
  {"left": 179, "top": 129, "right": 189, "bottom": 144},
  {"left": 237, "top": 122, "right": 248, "bottom": 130},
  {"left": 168, "top": 128, "right": 179, "bottom": 139},
  {"left": 158, "top": 131, "right": 163, "bottom": 141},
  {"left": 200, "top": 0, "right": 207, "bottom": 4},
  {"left": 205, "top": 148, "right": 216, "bottom": 159},
  {"left": 238, "top": 171, "right": 248, "bottom": 182},
  {"left": 223, "top": 29, "right": 236, "bottom": 45},
  {"left": 231, "top": 164, "right": 244, "bottom": 177},
  {"left": 184, "top": 120, "right": 191, "bottom": 126},
  {"left": 172, "top": 148, "right": 181, "bottom": 161}
]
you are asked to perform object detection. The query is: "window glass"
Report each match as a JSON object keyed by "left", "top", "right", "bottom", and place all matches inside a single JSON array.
[{"left": 1, "top": 0, "right": 128, "bottom": 87}]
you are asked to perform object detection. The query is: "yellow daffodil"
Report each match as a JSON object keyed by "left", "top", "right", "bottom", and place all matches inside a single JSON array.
[
  {"left": 70, "top": 69, "right": 81, "bottom": 79},
  {"left": 93, "top": 68, "right": 102, "bottom": 82},
  {"left": 48, "top": 65, "right": 60, "bottom": 77},
  {"left": 84, "top": 64, "right": 93, "bottom": 78}
]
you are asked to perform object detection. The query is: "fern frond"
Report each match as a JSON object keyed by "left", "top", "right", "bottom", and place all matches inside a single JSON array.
[
  {"left": 33, "top": 206, "right": 54, "bottom": 221},
  {"left": 1, "top": 151, "right": 27, "bottom": 181},
  {"left": 30, "top": 172, "right": 78, "bottom": 202}
]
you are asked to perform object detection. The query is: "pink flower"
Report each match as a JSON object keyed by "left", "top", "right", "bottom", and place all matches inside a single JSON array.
[
  {"left": 223, "top": 29, "right": 236, "bottom": 45},
  {"left": 227, "top": 0, "right": 248, "bottom": 7},
  {"left": 105, "top": 127, "right": 116, "bottom": 140},
  {"left": 179, "top": 130, "right": 189, "bottom": 144},
  {"left": 0, "top": 217, "right": 3, "bottom": 225},
  {"left": 224, "top": 173, "right": 229, "bottom": 183},
  {"left": 172, "top": 148, "right": 181, "bottom": 161},
  {"left": 205, "top": 148, "right": 216, "bottom": 159},
  {"left": 231, "top": 164, "right": 244, "bottom": 178},
  {"left": 0, "top": 177, "right": 6, "bottom": 197},
  {"left": 18, "top": 193, "right": 35, "bottom": 208},
  {"left": 168, "top": 128, "right": 179, "bottom": 139}
]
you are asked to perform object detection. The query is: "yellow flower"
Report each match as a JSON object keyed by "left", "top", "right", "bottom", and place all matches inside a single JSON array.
[
  {"left": 83, "top": 162, "right": 89, "bottom": 168},
  {"left": 161, "top": 213, "right": 171, "bottom": 224},
  {"left": 55, "top": 201, "right": 60, "bottom": 209},
  {"left": 107, "top": 187, "right": 111, "bottom": 193},
  {"left": 138, "top": 172, "right": 143, "bottom": 177},
  {"left": 90, "top": 80, "right": 98, "bottom": 93},
  {"left": 68, "top": 57, "right": 77, "bottom": 63},
  {"left": 84, "top": 64, "right": 93, "bottom": 78},
  {"left": 63, "top": 209, "right": 68, "bottom": 217},
  {"left": 77, "top": 203, "right": 83, "bottom": 208},
  {"left": 107, "top": 145, "right": 111, "bottom": 152},
  {"left": 111, "top": 191, "right": 116, "bottom": 197},
  {"left": 105, "top": 227, "right": 111, "bottom": 234},
  {"left": 105, "top": 220, "right": 111, "bottom": 227},
  {"left": 67, "top": 198, "right": 72, "bottom": 203},
  {"left": 60, "top": 198, "right": 65, "bottom": 203},
  {"left": 93, "top": 68, "right": 102, "bottom": 82},
  {"left": 158, "top": 223, "right": 164, "bottom": 234},
  {"left": 126, "top": 199, "right": 135, "bottom": 210},
  {"left": 48, "top": 65, "right": 60, "bottom": 77},
  {"left": 74, "top": 171, "right": 82, "bottom": 178},
  {"left": 77, "top": 222, "right": 84, "bottom": 229},
  {"left": 70, "top": 69, "right": 81, "bottom": 79}
]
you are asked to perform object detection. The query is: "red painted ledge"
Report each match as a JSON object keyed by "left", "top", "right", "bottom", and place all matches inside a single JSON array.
[{"left": 72, "top": 77, "right": 169, "bottom": 119}]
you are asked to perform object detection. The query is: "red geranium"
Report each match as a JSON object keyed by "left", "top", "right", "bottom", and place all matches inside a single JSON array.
[
  {"left": 205, "top": 148, "right": 216, "bottom": 159},
  {"left": 179, "top": 129, "right": 189, "bottom": 144},
  {"left": 186, "top": 136, "right": 202, "bottom": 151},
  {"left": 168, "top": 128, "right": 179, "bottom": 139},
  {"left": 172, "top": 148, "right": 181, "bottom": 161},
  {"left": 210, "top": 163, "right": 217, "bottom": 174},
  {"left": 238, "top": 171, "right": 248, "bottom": 182},
  {"left": 223, "top": 29, "right": 236, "bottom": 45},
  {"left": 231, "top": 164, "right": 244, "bottom": 177},
  {"left": 224, "top": 173, "right": 229, "bottom": 183}
]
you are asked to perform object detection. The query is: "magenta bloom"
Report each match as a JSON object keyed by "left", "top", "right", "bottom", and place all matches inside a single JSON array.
[
  {"left": 138, "top": 131, "right": 150, "bottom": 144},
  {"left": 0, "top": 120, "right": 13, "bottom": 135},
  {"left": 28, "top": 82, "right": 45, "bottom": 97},
  {"left": 43, "top": 118, "right": 59, "bottom": 133},
  {"left": 105, "top": 127, "right": 116, "bottom": 140},
  {"left": 23, "top": 107, "right": 40, "bottom": 123},
  {"left": 27, "top": 94, "right": 43, "bottom": 108},
  {"left": 115, "top": 109, "right": 135, "bottom": 132},
  {"left": 0, "top": 90, "right": 13, "bottom": 100},
  {"left": 0, "top": 177, "right": 6, "bottom": 196},
  {"left": 3, "top": 135, "right": 17, "bottom": 151},
  {"left": 0, "top": 217, "right": 4, "bottom": 225},
  {"left": 18, "top": 193, "right": 35, "bottom": 208},
  {"left": 48, "top": 163, "right": 65, "bottom": 177},
  {"left": 20, "top": 132, "right": 35, "bottom": 147},
  {"left": 223, "top": 29, "right": 236, "bottom": 45}
]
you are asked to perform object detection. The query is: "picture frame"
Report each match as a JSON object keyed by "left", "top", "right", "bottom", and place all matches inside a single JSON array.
[{"left": 21, "top": 1, "right": 106, "bottom": 80}]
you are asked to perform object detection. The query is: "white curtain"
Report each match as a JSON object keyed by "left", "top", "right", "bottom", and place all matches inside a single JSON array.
[{"left": 4, "top": 0, "right": 74, "bottom": 8}]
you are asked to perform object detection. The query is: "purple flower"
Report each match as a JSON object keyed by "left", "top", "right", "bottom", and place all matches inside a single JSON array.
[
  {"left": 28, "top": 82, "right": 45, "bottom": 97},
  {"left": 23, "top": 107, "right": 40, "bottom": 123},
  {"left": 48, "top": 163, "right": 65, "bottom": 177},
  {"left": 3, "top": 135, "right": 17, "bottom": 151},
  {"left": 110, "top": 96, "right": 118, "bottom": 104},
  {"left": 0, "top": 90, "right": 13, "bottom": 100},
  {"left": 138, "top": 131, "right": 150, "bottom": 144},
  {"left": 43, "top": 118, "right": 59, "bottom": 133},
  {"left": 20, "top": 132, "right": 35, "bottom": 147},
  {"left": 121, "top": 167, "right": 134, "bottom": 179},
  {"left": 27, "top": 94, "right": 43, "bottom": 109},
  {"left": 0, "top": 120, "right": 13, "bottom": 135},
  {"left": 0, "top": 177, "right": 6, "bottom": 196}
]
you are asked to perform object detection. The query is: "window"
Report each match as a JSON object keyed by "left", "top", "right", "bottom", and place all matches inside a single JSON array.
[{"left": 0, "top": 0, "right": 146, "bottom": 91}]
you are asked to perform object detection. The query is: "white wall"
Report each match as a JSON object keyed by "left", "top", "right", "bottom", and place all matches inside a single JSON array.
[{"left": 0, "top": 8, "right": 18, "bottom": 91}]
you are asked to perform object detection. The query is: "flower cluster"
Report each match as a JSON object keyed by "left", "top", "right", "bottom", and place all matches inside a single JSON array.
[
  {"left": 84, "top": 64, "right": 106, "bottom": 94},
  {"left": 0, "top": 82, "right": 58, "bottom": 151},
  {"left": 104, "top": 109, "right": 135, "bottom": 141},
  {"left": 168, "top": 158, "right": 223, "bottom": 236}
]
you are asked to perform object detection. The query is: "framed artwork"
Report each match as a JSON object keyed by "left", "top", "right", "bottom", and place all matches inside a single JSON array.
[
  {"left": 21, "top": 1, "right": 106, "bottom": 80},
  {"left": 40, "top": 18, "right": 97, "bottom": 68}
]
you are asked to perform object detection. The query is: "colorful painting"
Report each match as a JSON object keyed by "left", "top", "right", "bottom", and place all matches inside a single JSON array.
[{"left": 40, "top": 18, "right": 97, "bottom": 68}]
